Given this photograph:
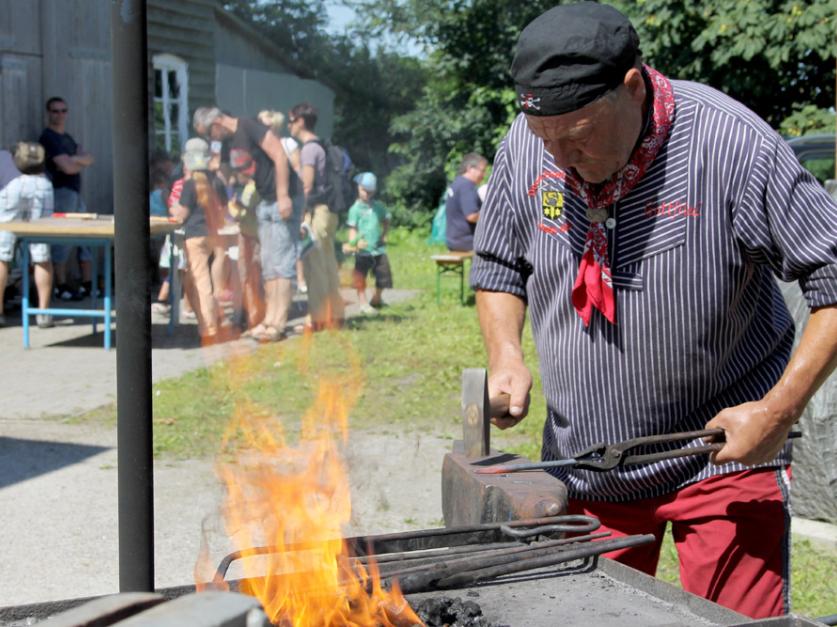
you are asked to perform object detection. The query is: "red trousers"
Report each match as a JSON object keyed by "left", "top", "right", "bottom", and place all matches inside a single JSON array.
[{"left": 568, "top": 467, "right": 791, "bottom": 619}]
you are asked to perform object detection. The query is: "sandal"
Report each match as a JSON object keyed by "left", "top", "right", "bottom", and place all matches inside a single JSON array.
[
  {"left": 243, "top": 323, "right": 267, "bottom": 339},
  {"left": 255, "top": 325, "right": 285, "bottom": 343}
]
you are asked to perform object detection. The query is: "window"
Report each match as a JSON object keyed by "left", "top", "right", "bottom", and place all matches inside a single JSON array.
[{"left": 152, "top": 54, "right": 189, "bottom": 154}]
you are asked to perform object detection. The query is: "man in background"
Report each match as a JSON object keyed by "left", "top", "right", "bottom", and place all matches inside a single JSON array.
[
  {"left": 445, "top": 152, "right": 487, "bottom": 252},
  {"left": 192, "top": 107, "right": 295, "bottom": 341},
  {"left": 39, "top": 97, "right": 95, "bottom": 300}
]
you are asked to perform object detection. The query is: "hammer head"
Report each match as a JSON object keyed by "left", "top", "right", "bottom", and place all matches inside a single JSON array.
[{"left": 441, "top": 368, "right": 568, "bottom": 526}]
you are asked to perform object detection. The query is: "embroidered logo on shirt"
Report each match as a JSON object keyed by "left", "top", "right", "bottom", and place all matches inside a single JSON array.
[
  {"left": 539, "top": 220, "right": 571, "bottom": 235},
  {"left": 645, "top": 201, "right": 701, "bottom": 218},
  {"left": 542, "top": 190, "right": 564, "bottom": 220}
]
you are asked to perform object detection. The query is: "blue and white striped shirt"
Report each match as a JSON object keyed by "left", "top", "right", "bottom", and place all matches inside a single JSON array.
[{"left": 472, "top": 80, "right": 837, "bottom": 501}]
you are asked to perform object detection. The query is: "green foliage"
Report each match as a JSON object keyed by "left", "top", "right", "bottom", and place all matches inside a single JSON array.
[
  {"left": 619, "top": 0, "right": 836, "bottom": 128},
  {"left": 351, "top": 0, "right": 836, "bottom": 224},
  {"left": 226, "top": 0, "right": 836, "bottom": 226},
  {"left": 223, "top": 0, "right": 330, "bottom": 65},
  {"left": 779, "top": 105, "right": 836, "bottom": 138},
  {"left": 223, "top": 1, "right": 427, "bottom": 183},
  {"left": 347, "top": 0, "right": 555, "bottom": 224}
]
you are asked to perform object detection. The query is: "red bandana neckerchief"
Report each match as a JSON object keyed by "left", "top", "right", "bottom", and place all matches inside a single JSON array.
[{"left": 570, "top": 66, "right": 675, "bottom": 327}]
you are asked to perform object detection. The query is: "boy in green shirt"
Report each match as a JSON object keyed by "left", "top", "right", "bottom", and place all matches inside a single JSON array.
[{"left": 343, "top": 172, "right": 393, "bottom": 314}]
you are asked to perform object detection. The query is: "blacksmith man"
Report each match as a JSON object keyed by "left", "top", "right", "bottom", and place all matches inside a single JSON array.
[{"left": 473, "top": 2, "right": 837, "bottom": 618}]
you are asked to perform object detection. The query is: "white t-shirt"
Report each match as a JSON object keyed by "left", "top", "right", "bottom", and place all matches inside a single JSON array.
[
  {"left": 281, "top": 137, "right": 299, "bottom": 157},
  {"left": 0, "top": 175, "right": 54, "bottom": 222}
]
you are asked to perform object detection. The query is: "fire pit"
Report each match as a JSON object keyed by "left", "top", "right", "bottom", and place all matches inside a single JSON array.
[
  {"left": 207, "top": 515, "right": 651, "bottom": 595},
  {"left": 3, "top": 553, "right": 822, "bottom": 626}
]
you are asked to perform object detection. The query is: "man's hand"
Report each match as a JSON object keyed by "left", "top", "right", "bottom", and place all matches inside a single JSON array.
[
  {"left": 705, "top": 399, "right": 796, "bottom": 466},
  {"left": 488, "top": 359, "right": 532, "bottom": 429},
  {"left": 708, "top": 304, "right": 837, "bottom": 466},
  {"left": 476, "top": 289, "right": 530, "bottom": 430},
  {"left": 75, "top": 153, "right": 94, "bottom": 167},
  {"left": 169, "top": 203, "right": 188, "bottom": 223},
  {"left": 277, "top": 194, "right": 293, "bottom": 220}
]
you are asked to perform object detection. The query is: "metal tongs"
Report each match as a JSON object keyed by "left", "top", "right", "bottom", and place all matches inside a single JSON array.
[{"left": 475, "top": 428, "right": 802, "bottom": 474}]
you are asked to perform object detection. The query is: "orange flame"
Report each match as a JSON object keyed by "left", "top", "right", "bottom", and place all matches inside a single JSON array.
[{"left": 196, "top": 335, "right": 422, "bottom": 626}]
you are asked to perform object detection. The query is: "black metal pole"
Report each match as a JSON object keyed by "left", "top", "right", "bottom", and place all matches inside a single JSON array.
[{"left": 111, "top": 0, "right": 154, "bottom": 592}]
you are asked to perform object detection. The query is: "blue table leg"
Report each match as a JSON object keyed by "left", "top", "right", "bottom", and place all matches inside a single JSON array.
[
  {"left": 22, "top": 240, "right": 30, "bottom": 349},
  {"left": 167, "top": 237, "right": 177, "bottom": 336},
  {"left": 91, "top": 244, "right": 99, "bottom": 337},
  {"left": 104, "top": 241, "right": 112, "bottom": 350}
]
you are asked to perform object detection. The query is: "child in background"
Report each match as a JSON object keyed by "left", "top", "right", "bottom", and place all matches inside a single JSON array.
[
  {"left": 343, "top": 172, "right": 393, "bottom": 314},
  {"left": 0, "top": 144, "right": 55, "bottom": 328},
  {"left": 151, "top": 165, "right": 195, "bottom": 318}
]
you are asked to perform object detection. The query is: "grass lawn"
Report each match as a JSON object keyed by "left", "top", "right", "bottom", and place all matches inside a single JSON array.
[{"left": 73, "top": 226, "right": 836, "bottom": 618}]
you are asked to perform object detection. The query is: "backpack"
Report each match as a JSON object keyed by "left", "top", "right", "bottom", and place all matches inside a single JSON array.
[
  {"left": 305, "top": 139, "right": 355, "bottom": 213},
  {"left": 428, "top": 195, "right": 447, "bottom": 244}
]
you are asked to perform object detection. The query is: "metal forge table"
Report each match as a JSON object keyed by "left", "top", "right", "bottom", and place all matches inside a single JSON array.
[{"left": 0, "top": 217, "right": 179, "bottom": 349}]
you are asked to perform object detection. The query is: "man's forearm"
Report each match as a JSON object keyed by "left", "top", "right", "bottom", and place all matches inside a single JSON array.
[
  {"left": 75, "top": 153, "right": 94, "bottom": 167},
  {"left": 476, "top": 289, "right": 526, "bottom": 369},
  {"left": 764, "top": 304, "right": 837, "bottom": 424},
  {"left": 274, "top": 161, "right": 289, "bottom": 202},
  {"left": 709, "top": 303, "right": 837, "bottom": 465}
]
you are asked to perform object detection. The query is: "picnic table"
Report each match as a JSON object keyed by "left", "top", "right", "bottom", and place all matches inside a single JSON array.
[{"left": 0, "top": 216, "right": 180, "bottom": 349}]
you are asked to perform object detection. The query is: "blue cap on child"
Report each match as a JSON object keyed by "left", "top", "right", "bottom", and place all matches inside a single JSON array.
[{"left": 354, "top": 171, "right": 377, "bottom": 192}]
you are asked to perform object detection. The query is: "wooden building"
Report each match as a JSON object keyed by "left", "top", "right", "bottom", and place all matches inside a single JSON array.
[{"left": 0, "top": 0, "right": 334, "bottom": 213}]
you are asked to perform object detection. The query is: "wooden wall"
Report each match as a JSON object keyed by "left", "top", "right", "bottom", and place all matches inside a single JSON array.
[
  {"left": 147, "top": 0, "right": 216, "bottom": 117},
  {"left": 0, "top": 0, "right": 113, "bottom": 214},
  {"left": 0, "top": 0, "right": 331, "bottom": 213}
]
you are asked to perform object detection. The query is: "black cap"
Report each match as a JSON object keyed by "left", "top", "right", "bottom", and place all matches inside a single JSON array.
[{"left": 511, "top": 2, "right": 640, "bottom": 116}]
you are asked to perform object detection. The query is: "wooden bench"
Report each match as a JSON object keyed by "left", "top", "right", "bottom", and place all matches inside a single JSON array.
[{"left": 431, "top": 251, "right": 474, "bottom": 305}]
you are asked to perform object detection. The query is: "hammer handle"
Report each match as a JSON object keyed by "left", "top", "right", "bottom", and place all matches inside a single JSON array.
[{"left": 490, "top": 393, "right": 512, "bottom": 419}]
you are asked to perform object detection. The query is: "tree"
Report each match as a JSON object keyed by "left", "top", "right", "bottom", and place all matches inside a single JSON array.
[
  {"left": 222, "top": 1, "right": 426, "bottom": 180},
  {"left": 619, "top": 0, "right": 836, "bottom": 128},
  {"left": 223, "top": 0, "right": 331, "bottom": 69},
  {"left": 348, "top": 0, "right": 557, "bottom": 224}
]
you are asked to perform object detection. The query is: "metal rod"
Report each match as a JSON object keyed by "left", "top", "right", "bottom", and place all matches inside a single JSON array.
[
  {"left": 362, "top": 532, "right": 611, "bottom": 578},
  {"left": 112, "top": 0, "right": 154, "bottom": 592},
  {"left": 378, "top": 532, "right": 614, "bottom": 584},
  {"left": 372, "top": 532, "right": 612, "bottom": 581},
  {"left": 433, "top": 534, "right": 656, "bottom": 590},
  {"left": 396, "top": 534, "right": 657, "bottom": 593},
  {"left": 212, "top": 515, "right": 600, "bottom": 581}
]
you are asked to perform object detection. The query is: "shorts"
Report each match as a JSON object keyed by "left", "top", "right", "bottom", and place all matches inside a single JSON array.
[
  {"left": 0, "top": 231, "right": 50, "bottom": 263},
  {"left": 353, "top": 252, "right": 393, "bottom": 290},
  {"left": 256, "top": 200, "right": 299, "bottom": 281},
  {"left": 51, "top": 188, "right": 92, "bottom": 264}
]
